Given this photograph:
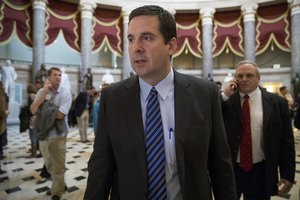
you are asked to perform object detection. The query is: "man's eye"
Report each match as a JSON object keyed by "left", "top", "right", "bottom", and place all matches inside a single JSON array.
[
  {"left": 144, "top": 35, "right": 152, "bottom": 41},
  {"left": 127, "top": 37, "right": 133, "bottom": 43}
]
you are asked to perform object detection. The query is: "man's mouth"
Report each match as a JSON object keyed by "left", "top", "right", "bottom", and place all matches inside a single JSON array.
[{"left": 134, "top": 59, "right": 146, "bottom": 64}]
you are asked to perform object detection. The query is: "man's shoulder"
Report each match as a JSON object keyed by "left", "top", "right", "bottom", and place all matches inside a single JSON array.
[{"left": 261, "top": 88, "right": 287, "bottom": 104}]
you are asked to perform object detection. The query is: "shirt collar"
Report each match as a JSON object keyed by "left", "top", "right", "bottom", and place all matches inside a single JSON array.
[
  {"left": 239, "top": 86, "right": 260, "bottom": 99},
  {"left": 140, "top": 68, "right": 174, "bottom": 101}
]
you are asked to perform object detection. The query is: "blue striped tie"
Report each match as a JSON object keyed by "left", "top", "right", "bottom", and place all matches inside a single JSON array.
[{"left": 145, "top": 87, "right": 167, "bottom": 200}]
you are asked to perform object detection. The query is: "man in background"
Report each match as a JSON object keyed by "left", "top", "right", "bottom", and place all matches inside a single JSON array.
[
  {"left": 30, "top": 67, "right": 72, "bottom": 200},
  {"left": 74, "top": 87, "right": 96, "bottom": 142},
  {"left": 221, "top": 60, "right": 295, "bottom": 200}
]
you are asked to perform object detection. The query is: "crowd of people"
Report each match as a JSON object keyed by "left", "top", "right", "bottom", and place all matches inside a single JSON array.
[{"left": 0, "top": 4, "right": 298, "bottom": 200}]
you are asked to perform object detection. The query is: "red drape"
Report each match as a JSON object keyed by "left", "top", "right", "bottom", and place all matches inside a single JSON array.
[
  {"left": 175, "top": 13, "right": 202, "bottom": 58},
  {"left": 0, "top": 1, "right": 291, "bottom": 56},
  {"left": 93, "top": 8, "right": 122, "bottom": 56},
  {"left": 0, "top": 0, "right": 32, "bottom": 46},
  {"left": 256, "top": 3, "right": 290, "bottom": 55},
  {"left": 213, "top": 10, "right": 243, "bottom": 57}
]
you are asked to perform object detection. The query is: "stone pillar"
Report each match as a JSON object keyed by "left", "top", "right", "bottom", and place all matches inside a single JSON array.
[
  {"left": 112, "top": 52, "right": 117, "bottom": 68},
  {"left": 241, "top": 3, "right": 258, "bottom": 62},
  {"left": 200, "top": 8, "right": 215, "bottom": 79},
  {"left": 122, "top": 7, "right": 132, "bottom": 79},
  {"left": 32, "top": 0, "right": 47, "bottom": 82},
  {"left": 289, "top": 0, "right": 300, "bottom": 75},
  {"left": 79, "top": 0, "right": 96, "bottom": 89}
]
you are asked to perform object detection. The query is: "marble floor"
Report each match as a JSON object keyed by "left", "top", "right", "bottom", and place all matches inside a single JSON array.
[{"left": 0, "top": 125, "right": 299, "bottom": 200}]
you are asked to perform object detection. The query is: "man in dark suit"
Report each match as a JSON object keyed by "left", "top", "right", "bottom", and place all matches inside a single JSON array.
[
  {"left": 74, "top": 87, "right": 96, "bottom": 142},
  {"left": 221, "top": 60, "right": 295, "bottom": 200},
  {"left": 84, "top": 5, "right": 237, "bottom": 200}
]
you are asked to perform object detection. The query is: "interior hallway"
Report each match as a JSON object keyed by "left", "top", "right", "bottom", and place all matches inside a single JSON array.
[{"left": 0, "top": 125, "right": 299, "bottom": 200}]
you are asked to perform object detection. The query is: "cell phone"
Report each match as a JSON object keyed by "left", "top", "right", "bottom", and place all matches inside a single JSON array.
[{"left": 233, "top": 80, "right": 239, "bottom": 91}]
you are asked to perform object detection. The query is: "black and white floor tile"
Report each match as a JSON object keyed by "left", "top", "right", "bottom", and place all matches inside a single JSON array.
[
  {"left": 0, "top": 125, "right": 299, "bottom": 200},
  {"left": 0, "top": 126, "right": 94, "bottom": 200}
]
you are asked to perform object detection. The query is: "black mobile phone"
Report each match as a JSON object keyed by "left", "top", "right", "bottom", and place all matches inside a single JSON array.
[{"left": 233, "top": 81, "right": 238, "bottom": 92}]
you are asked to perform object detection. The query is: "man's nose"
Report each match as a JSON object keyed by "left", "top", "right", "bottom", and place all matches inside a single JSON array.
[{"left": 132, "top": 40, "right": 143, "bottom": 52}]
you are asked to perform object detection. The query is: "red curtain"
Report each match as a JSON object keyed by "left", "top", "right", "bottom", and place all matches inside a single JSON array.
[
  {"left": 175, "top": 13, "right": 202, "bottom": 58},
  {"left": 0, "top": 0, "right": 291, "bottom": 56},
  {"left": 0, "top": 0, "right": 33, "bottom": 46},
  {"left": 256, "top": 3, "right": 290, "bottom": 55},
  {"left": 93, "top": 7, "right": 122, "bottom": 56},
  {"left": 213, "top": 10, "right": 243, "bottom": 57},
  {"left": 46, "top": 0, "right": 79, "bottom": 50}
]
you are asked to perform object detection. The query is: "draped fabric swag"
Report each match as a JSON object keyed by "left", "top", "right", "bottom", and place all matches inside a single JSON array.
[{"left": 0, "top": 0, "right": 290, "bottom": 58}]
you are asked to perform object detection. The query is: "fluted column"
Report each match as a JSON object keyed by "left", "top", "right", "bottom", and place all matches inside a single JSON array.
[
  {"left": 122, "top": 7, "right": 133, "bottom": 79},
  {"left": 32, "top": 0, "right": 47, "bottom": 82},
  {"left": 79, "top": 0, "right": 96, "bottom": 86},
  {"left": 289, "top": 0, "right": 300, "bottom": 75},
  {"left": 241, "top": 3, "right": 258, "bottom": 62},
  {"left": 200, "top": 8, "right": 215, "bottom": 79}
]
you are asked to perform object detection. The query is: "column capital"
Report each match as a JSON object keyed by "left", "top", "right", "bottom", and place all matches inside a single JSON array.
[
  {"left": 200, "top": 8, "right": 215, "bottom": 25},
  {"left": 288, "top": 0, "right": 300, "bottom": 16},
  {"left": 32, "top": 0, "right": 48, "bottom": 11},
  {"left": 241, "top": 3, "right": 258, "bottom": 22},
  {"left": 166, "top": 8, "right": 176, "bottom": 16},
  {"left": 79, "top": 0, "right": 97, "bottom": 19},
  {"left": 122, "top": 6, "right": 135, "bottom": 24}
]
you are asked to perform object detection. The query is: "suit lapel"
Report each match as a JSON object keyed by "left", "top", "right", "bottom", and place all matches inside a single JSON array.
[
  {"left": 261, "top": 88, "right": 272, "bottom": 133},
  {"left": 173, "top": 72, "right": 192, "bottom": 188},
  {"left": 121, "top": 77, "right": 148, "bottom": 189},
  {"left": 230, "top": 92, "right": 243, "bottom": 125}
]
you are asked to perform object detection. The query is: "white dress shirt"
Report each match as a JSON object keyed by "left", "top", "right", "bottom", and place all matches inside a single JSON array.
[{"left": 139, "top": 68, "right": 182, "bottom": 200}]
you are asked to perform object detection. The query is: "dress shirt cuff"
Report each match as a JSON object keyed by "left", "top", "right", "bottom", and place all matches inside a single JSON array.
[{"left": 221, "top": 92, "right": 229, "bottom": 101}]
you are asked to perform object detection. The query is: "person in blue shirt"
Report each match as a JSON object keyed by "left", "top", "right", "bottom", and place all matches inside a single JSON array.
[{"left": 93, "top": 83, "right": 110, "bottom": 135}]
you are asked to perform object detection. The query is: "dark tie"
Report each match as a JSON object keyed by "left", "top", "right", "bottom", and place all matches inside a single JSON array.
[
  {"left": 240, "top": 95, "right": 253, "bottom": 172},
  {"left": 145, "top": 87, "right": 167, "bottom": 200}
]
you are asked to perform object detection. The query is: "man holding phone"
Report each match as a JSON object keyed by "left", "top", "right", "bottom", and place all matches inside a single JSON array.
[
  {"left": 31, "top": 67, "right": 72, "bottom": 200},
  {"left": 221, "top": 60, "right": 295, "bottom": 200}
]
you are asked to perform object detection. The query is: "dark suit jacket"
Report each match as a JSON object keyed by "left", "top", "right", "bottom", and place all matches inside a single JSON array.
[
  {"left": 84, "top": 71, "right": 237, "bottom": 200},
  {"left": 221, "top": 87, "right": 295, "bottom": 196},
  {"left": 74, "top": 91, "right": 89, "bottom": 117}
]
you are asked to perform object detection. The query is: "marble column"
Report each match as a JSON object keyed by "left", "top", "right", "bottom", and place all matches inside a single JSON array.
[
  {"left": 241, "top": 3, "right": 258, "bottom": 62},
  {"left": 112, "top": 52, "right": 117, "bottom": 68},
  {"left": 122, "top": 7, "right": 132, "bottom": 79},
  {"left": 200, "top": 8, "right": 215, "bottom": 79},
  {"left": 79, "top": 0, "right": 96, "bottom": 87},
  {"left": 32, "top": 0, "right": 47, "bottom": 82},
  {"left": 289, "top": 0, "right": 300, "bottom": 75}
]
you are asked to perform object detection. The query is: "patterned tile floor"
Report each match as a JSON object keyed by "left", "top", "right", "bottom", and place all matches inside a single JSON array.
[
  {"left": 0, "top": 125, "right": 299, "bottom": 200},
  {"left": 0, "top": 126, "right": 94, "bottom": 200}
]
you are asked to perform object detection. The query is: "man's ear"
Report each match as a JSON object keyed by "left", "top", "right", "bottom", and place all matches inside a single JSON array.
[{"left": 168, "top": 37, "right": 177, "bottom": 55}]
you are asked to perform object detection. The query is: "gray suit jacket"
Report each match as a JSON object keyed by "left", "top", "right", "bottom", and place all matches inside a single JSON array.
[
  {"left": 221, "top": 87, "right": 295, "bottom": 196},
  {"left": 84, "top": 70, "right": 237, "bottom": 200}
]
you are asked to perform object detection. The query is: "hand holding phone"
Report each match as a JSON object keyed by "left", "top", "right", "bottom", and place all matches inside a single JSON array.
[
  {"left": 224, "top": 79, "right": 238, "bottom": 97},
  {"left": 43, "top": 79, "right": 52, "bottom": 91}
]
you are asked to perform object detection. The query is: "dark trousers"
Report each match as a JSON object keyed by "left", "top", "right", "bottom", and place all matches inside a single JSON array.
[
  {"left": 235, "top": 161, "right": 270, "bottom": 200},
  {"left": 40, "top": 164, "right": 51, "bottom": 179}
]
